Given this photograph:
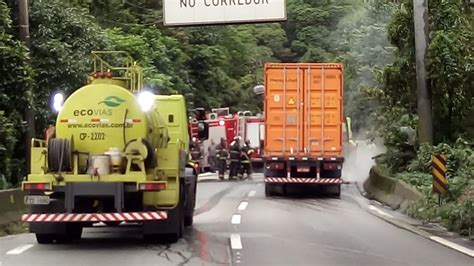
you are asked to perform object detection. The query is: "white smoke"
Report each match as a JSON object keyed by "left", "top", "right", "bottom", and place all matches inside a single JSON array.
[{"left": 342, "top": 139, "right": 386, "bottom": 183}]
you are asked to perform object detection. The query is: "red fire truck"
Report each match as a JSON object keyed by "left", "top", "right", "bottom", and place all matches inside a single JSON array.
[
  {"left": 189, "top": 108, "right": 265, "bottom": 171},
  {"left": 236, "top": 112, "right": 265, "bottom": 167}
]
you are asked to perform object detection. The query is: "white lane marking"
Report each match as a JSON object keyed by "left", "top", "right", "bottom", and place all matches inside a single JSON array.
[
  {"left": 231, "top": 214, "right": 242, "bottom": 225},
  {"left": 230, "top": 234, "right": 243, "bottom": 250},
  {"left": 199, "top": 172, "right": 215, "bottom": 177},
  {"left": 369, "top": 205, "right": 394, "bottom": 218},
  {"left": 6, "top": 244, "right": 34, "bottom": 255},
  {"left": 430, "top": 236, "right": 474, "bottom": 257},
  {"left": 238, "top": 201, "right": 249, "bottom": 211},
  {"left": 248, "top": 190, "right": 256, "bottom": 197}
]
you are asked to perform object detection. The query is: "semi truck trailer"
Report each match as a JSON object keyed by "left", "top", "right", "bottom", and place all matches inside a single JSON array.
[{"left": 264, "top": 63, "right": 345, "bottom": 196}]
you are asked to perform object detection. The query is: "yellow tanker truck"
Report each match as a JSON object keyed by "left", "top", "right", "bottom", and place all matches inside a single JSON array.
[{"left": 22, "top": 51, "right": 199, "bottom": 244}]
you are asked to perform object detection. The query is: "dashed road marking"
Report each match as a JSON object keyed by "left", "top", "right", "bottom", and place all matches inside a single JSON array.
[
  {"left": 248, "top": 190, "right": 256, "bottom": 197},
  {"left": 430, "top": 236, "right": 474, "bottom": 257},
  {"left": 230, "top": 234, "right": 243, "bottom": 250},
  {"left": 369, "top": 205, "right": 394, "bottom": 218},
  {"left": 238, "top": 201, "right": 249, "bottom": 211},
  {"left": 6, "top": 244, "right": 34, "bottom": 255},
  {"left": 231, "top": 214, "right": 242, "bottom": 225}
]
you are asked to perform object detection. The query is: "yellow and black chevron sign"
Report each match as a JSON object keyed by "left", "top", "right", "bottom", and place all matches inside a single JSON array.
[{"left": 432, "top": 154, "right": 447, "bottom": 194}]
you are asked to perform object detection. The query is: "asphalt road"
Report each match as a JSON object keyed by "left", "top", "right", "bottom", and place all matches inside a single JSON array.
[{"left": 0, "top": 174, "right": 472, "bottom": 266}]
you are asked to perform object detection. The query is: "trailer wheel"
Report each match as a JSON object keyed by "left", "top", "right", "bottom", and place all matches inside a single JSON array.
[
  {"left": 327, "top": 185, "right": 341, "bottom": 198},
  {"left": 265, "top": 184, "right": 275, "bottom": 197},
  {"left": 36, "top": 234, "right": 55, "bottom": 244}
]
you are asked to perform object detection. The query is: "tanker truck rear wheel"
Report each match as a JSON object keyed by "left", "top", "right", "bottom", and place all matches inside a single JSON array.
[
  {"left": 184, "top": 214, "right": 193, "bottom": 227},
  {"left": 184, "top": 169, "right": 197, "bottom": 227},
  {"left": 36, "top": 234, "right": 55, "bottom": 244},
  {"left": 167, "top": 185, "right": 185, "bottom": 242},
  {"left": 143, "top": 185, "right": 185, "bottom": 243}
]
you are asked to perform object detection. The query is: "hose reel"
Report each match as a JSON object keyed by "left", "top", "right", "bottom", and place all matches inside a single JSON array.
[{"left": 47, "top": 138, "right": 72, "bottom": 173}]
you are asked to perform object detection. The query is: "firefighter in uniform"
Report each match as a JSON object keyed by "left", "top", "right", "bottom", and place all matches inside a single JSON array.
[
  {"left": 190, "top": 138, "right": 202, "bottom": 162},
  {"left": 239, "top": 140, "right": 253, "bottom": 179},
  {"left": 215, "top": 137, "right": 228, "bottom": 180},
  {"left": 228, "top": 136, "right": 241, "bottom": 180}
]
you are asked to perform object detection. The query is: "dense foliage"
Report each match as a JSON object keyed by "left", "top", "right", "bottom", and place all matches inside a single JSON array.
[
  {"left": 376, "top": 0, "right": 474, "bottom": 237},
  {"left": 0, "top": 0, "right": 34, "bottom": 188}
]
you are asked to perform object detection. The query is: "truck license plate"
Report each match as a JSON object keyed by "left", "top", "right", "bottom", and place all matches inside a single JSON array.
[
  {"left": 297, "top": 167, "right": 310, "bottom": 172},
  {"left": 24, "top": 196, "right": 50, "bottom": 205}
]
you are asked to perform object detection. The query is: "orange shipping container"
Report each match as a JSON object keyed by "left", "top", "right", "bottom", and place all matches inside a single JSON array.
[{"left": 264, "top": 63, "right": 344, "bottom": 158}]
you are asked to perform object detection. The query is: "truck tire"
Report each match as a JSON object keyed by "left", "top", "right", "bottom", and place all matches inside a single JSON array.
[
  {"left": 158, "top": 205, "right": 184, "bottom": 244},
  {"left": 104, "top": 222, "right": 122, "bottom": 227},
  {"left": 184, "top": 169, "right": 197, "bottom": 227},
  {"left": 169, "top": 184, "right": 186, "bottom": 241},
  {"left": 36, "top": 234, "right": 55, "bottom": 244},
  {"left": 265, "top": 184, "right": 275, "bottom": 197},
  {"left": 184, "top": 216, "right": 193, "bottom": 227},
  {"left": 327, "top": 185, "right": 341, "bottom": 198},
  {"left": 31, "top": 199, "right": 70, "bottom": 244},
  {"left": 143, "top": 185, "right": 185, "bottom": 243},
  {"left": 69, "top": 225, "right": 83, "bottom": 240}
]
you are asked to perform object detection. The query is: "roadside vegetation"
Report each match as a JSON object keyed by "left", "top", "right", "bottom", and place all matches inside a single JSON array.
[
  {"left": 0, "top": 0, "right": 472, "bottom": 236},
  {"left": 374, "top": 0, "right": 474, "bottom": 238}
]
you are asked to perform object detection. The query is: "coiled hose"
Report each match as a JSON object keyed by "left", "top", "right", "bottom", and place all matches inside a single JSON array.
[{"left": 48, "top": 138, "right": 72, "bottom": 173}]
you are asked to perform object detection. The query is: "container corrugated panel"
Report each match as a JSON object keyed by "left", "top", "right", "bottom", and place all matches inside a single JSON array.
[{"left": 264, "top": 63, "right": 343, "bottom": 158}]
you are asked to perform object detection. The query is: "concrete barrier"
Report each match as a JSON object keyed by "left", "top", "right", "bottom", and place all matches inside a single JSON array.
[
  {"left": 0, "top": 188, "right": 26, "bottom": 226},
  {"left": 363, "top": 167, "right": 423, "bottom": 210}
]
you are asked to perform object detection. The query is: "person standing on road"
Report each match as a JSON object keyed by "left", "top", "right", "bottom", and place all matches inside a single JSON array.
[
  {"left": 190, "top": 138, "right": 202, "bottom": 161},
  {"left": 229, "top": 136, "right": 241, "bottom": 180},
  {"left": 239, "top": 140, "right": 253, "bottom": 180},
  {"left": 215, "top": 138, "right": 228, "bottom": 180},
  {"left": 208, "top": 139, "right": 217, "bottom": 172}
]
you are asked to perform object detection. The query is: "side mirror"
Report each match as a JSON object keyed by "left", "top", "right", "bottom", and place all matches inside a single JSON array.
[{"left": 198, "top": 121, "right": 209, "bottom": 140}]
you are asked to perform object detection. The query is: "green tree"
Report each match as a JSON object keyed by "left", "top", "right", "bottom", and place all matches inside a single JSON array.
[
  {"left": 28, "top": 0, "right": 111, "bottom": 129},
  {"left": 333, "top": 0, "right": 396, "bottom": 134},
  {"left": 0, "top": 0, "right": 34, "bottom": 186}
]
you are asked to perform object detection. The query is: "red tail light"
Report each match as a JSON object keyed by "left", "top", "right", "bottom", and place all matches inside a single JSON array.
[
  {"left": 323, "top": 163, "right": 340, "bottom": 170},
  {"left": 23, "top": 182, "right": 52, "bottom": 191},
  {"left": 138, "top": 182, "right": 167, "bottom": 191},
  {"left": 268, "top": 162, "right": 285, "bottom": 170}
]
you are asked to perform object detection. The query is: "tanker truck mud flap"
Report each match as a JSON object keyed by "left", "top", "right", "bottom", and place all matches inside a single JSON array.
[{"left": 142, "top": 183, "right": 186, "bottom": 243}]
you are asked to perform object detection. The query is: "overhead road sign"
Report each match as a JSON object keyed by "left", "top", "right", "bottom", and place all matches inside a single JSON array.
[{"left": 163, "top": 0, "right": 287, "bottom": 26}]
